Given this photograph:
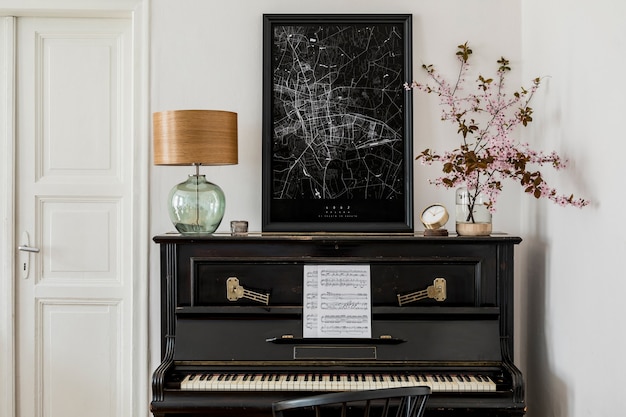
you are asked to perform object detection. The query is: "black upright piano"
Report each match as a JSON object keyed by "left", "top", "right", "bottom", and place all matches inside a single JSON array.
[{"left": 151, "top": 233, "right": 525, "bottom": 416}]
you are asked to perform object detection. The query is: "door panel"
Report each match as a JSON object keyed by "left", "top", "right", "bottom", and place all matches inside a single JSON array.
[
  {"left": 40, "top": 32, "right": 122, "bottom": 179},
  {"left": 16, "top": 17, "right": 133, "bottom": 417},
  {"left": 41, "top": 302, "right": 121, "bottom": 417},
  {"left": 44, "top": 199, "right": 119, "bottom": 281}
]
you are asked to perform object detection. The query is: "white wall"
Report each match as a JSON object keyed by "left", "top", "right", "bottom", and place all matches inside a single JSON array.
[
  {"left": 150, "top": 0, "right": 523, "bottom": 236},
  {"left": 520, "top": 0, "right": 626, "bottom": 416},
  {"left": 150, "top": 1, "right": 625, "bottom": 417}
]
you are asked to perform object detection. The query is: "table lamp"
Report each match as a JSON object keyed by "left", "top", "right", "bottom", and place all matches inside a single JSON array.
[{"left": 153, "top": 110, "right": 238, "bottom": 234}]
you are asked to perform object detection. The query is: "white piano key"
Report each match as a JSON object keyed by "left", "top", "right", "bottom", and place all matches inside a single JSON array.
[
  {"left": 362, "top": 374, "right": 374, "bottom": 390},
  {"left": 180, "top": 374, "right": 193, "bottom": 390},
  {"left": 193, "top": 374, "right": 205, "bottom": 391},
  {"left": 249, "top": 374, "right": 262, "bottom": 391}
]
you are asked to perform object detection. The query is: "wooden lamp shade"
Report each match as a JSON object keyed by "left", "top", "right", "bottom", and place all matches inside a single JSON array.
[{"left": 153, "top": 110, "right": 238, "bottom": 166}]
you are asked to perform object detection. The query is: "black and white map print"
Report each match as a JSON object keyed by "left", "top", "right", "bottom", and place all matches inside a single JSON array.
[{"left": 271, "top": 22, "right": 406, "bottom": 202}]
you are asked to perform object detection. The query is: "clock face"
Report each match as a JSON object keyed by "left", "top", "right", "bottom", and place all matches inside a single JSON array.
[{"left": 421, "top": 204, "right": 449, "bottom": 228}]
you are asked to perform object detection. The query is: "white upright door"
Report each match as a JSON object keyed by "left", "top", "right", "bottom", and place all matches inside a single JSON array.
[{"left": 15, "top": 16, "right": 137, "bottom": 417}]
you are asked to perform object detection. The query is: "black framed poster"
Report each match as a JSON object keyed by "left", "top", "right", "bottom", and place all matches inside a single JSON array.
[{"left": 262, "top": 14, "right": 413, "bottom": 232}]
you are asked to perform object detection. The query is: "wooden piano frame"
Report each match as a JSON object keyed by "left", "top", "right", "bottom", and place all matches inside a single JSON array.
[{"left": 151, "top": 233, "right": 525, "bottom": 416}]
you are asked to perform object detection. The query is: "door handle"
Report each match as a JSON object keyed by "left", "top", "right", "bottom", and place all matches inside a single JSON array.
[
  {"left": 19, "top": 231, "right": 38, "bottom": 279},
  {"left": 18, "top": 245, "right": 40, "bottom": 253}
]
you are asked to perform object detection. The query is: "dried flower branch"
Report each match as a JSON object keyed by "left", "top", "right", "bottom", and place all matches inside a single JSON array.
[{"left": 404, "top": 42, "right": 588, "bottom": 217}]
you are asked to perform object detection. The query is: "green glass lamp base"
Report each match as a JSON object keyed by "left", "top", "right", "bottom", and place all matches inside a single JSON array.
[{"left": 167, "top": 174, "right": 225, "bottom": 234}]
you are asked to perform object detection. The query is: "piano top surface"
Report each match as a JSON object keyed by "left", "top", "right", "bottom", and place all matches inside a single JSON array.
[{"left": 154, "top": 232, "right": 522, "bottom": 244}]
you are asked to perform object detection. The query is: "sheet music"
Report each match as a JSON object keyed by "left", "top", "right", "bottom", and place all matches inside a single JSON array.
[{"left": 303, "top": 264, "right": 371, "bottom": 338}]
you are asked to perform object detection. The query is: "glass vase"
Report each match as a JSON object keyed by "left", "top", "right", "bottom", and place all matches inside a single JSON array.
[{"left": 455, "top": 187, "right": 492, "bottom": 236}]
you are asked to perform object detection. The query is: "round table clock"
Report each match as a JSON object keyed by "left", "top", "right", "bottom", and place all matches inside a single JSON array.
[{"left": 420, "top": 204, "right": 449, "bottom": 236}]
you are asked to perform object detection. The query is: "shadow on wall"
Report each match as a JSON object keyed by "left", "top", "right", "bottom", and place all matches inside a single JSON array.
[{"left": 523, "top": 236, "right": 569, "bottom": 417}]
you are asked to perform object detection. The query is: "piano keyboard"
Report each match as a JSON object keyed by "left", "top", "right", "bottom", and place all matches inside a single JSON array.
[{"left": 180, "top": 372, "right": 496, "bottom": 392}]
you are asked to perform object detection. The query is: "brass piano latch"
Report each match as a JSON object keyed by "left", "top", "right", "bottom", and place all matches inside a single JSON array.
[
  {"left": 396, "top": 278, "right": 447, "bottom": 306},
  {"left": 226, "top": 277, "right": 270, "bottom": 305}
]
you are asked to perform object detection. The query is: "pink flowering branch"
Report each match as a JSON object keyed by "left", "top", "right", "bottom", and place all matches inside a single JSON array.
[{"left": 404, "top": 42, "right": 588, "bottom": 216}]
